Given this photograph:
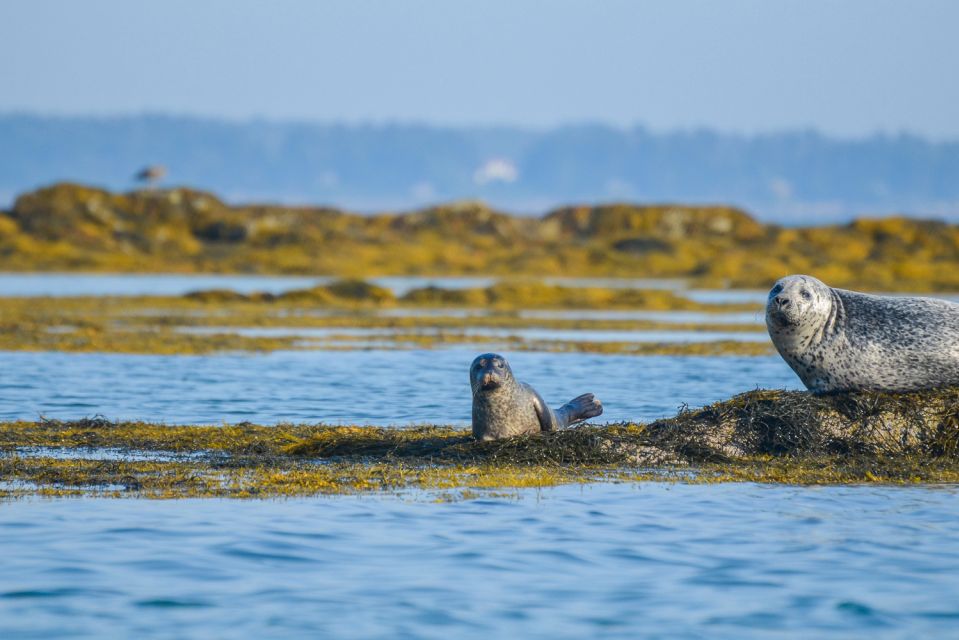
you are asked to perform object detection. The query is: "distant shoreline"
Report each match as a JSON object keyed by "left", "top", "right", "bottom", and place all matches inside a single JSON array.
[
  {"left": 3, "top": 182, "right": 958, "bottom": 291},
  {"left": 2, "top": 113, "right": 958, "bottom": 222}
]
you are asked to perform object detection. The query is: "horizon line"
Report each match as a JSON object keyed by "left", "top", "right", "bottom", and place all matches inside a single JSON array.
[{"left": 1, "top": 109, "right": 955, "bottom": 144}]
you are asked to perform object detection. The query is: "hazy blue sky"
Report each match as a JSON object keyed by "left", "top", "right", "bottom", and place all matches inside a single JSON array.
[{"left": 1, "top": 0, "right": 957, "bottom": 138}]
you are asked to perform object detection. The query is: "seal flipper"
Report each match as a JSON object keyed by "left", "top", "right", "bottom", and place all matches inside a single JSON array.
[
  {"left": 530, "top": 388, "right": 559, "bottom": 432},
  {"left": 554, "top": 393, "right": 603, "bottom": 429}
]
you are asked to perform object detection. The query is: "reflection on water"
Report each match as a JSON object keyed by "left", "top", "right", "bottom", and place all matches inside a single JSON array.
[
  {"left": 1, "top": 484, "right": 958, "bottom": 638},
  {"left": 376, "top": 308, "right": 766, "bottom": 324},
  {"left": 1, "top": 274, "right": 956, "bottom": 309},
  {"left": 0, "top": 273, "right": 498, "bottom": 297},
  {"left": 0, "top": 273, "right": 500, "bottom": 297},
  {"left": 543, "top": 276, "right": 687, "bottom": 290},
  {"left": 0, "top": 272, "right": 328, "bottom": 297},
  {"left": 685, "top": 289, "right": 770, "bottom": 305},
  {"left": 0, "top": 273, "right": 694, "bottom": 298},
  {"left": 0, "top": 349, "right": 800, "bottom": 425},
  {"left": 517, "top": 309, "right": 765, "bottom": 324},
  {"left": 176, "top": 326, "right": 770, "bottom": 343}
]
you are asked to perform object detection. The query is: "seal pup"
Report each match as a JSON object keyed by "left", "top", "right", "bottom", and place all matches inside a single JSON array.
[
  {"left": 765, "top": 274, "right": 959, "bottom": 393},
  {"left": 470, "top": 353, "right": 603, "bottom": 440}
]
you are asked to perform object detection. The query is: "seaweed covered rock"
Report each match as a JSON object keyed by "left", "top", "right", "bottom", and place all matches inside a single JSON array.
[
  {"left": 5, "top": 388, "right": 956, "bottom": 469},
  {"left": 543, "top": 203, "right": 764, "bottom": 241},
  {"left": 646, "top": 388, "right": 959, "bottom": 460},
  {"left": 284, "top": 387, "right": 959, "bottom": 466},
  {"left": 183, "top": 288, "right": 256, "bottom": 303},
  {"left": 322, "top": 279, "right": 395, "bottom": 304},
  {"left": 3, "top": 388, "right": 959, "bottom": 497},
  {"left": 399, "top": 281, "right": 731, "bottom": 310},
  {"left": 183, "top": 279, "right": 396, "bottom": 306},
  {"left": 283, "top": 423, "right": 682, "bottom": 467},
  {"left": 3, "top": 183, "right": 959, "bottom": 290}
]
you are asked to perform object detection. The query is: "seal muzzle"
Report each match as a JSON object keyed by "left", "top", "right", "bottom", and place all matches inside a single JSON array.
[
  {"left": 470, "top": 353, "right": 512, "bottom": 393},
  {"left": 479, "top": 372, "right": 503, "bottom": 390}
]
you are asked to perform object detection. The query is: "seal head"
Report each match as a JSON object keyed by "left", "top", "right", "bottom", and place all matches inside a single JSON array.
[
  {"left": 470, "top": 353, "right": 512, "bottom": 393},
  {"left": 766, "top": 274, "right": 834, "bottom": 332}
]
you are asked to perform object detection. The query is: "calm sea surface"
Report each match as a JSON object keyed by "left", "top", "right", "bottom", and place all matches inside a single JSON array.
[
  {"left": 0, "top": 273, "right": 505, "bottom": 297},
  {"left": 2, "top": 274, "right": 958, "bottom": 638},
  {"left": 0, "top": 349, "right": 798, "bottom": 425},
  {"left": 2, "top": 349, "right": 958, "bottom": 639},
  {"left": 2, "top": 272, "right": 953, "bottom": 303},
  {"left": 1, "top": 485, "right": 958, "bottom": 639}
]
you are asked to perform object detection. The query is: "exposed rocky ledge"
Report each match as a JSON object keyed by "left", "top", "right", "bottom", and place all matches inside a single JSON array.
[{"left": 2, "top": 387, "right": 957, "bottom": 498}]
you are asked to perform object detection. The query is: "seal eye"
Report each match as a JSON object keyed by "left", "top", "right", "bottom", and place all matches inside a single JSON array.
[
  {"left": 801, "top": 289, "right": 812, "bottom": 300},
  {"left": 770, "top": 284, "right": 783, "bottom": 296}
]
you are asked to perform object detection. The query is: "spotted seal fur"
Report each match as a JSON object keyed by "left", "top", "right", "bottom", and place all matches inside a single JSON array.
[
  {"left": 765, "top": 274, "right": 959, "bottom": 393},
  {"left": 470, "top": 353, "right": 603, "bottom": 440}
]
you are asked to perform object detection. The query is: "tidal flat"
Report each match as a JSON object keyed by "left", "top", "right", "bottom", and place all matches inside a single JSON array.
[
  {"left": 3, "top": 388, "right": 959, "bottom": 500},
  {"left": 2, "top": 275, "right": 958, "bottom": 638},
  {"left": 0, "top": 278, "right": 772, "bottom": 356},
  {"left": 4, "top": 146, "right": 959, "bottom": 635},
  {"left": 3, "top": 274, "right": 958, "bottom": 499}
]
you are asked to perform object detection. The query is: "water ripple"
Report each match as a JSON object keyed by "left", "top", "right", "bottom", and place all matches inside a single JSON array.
[
  {"left": 1, "top": 485, "right": 951, "bottom": 637},
  {"left": 0, "top": 349, "right": 800, "bottom": 425}
]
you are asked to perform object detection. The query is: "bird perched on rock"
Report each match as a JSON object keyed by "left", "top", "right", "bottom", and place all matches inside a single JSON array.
[{"left": 134, "top": 165, "right": 167, "bottom": 186}]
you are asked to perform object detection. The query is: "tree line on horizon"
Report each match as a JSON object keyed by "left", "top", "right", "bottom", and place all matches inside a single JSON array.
[{"left": 1, "top": 114, "right": 957, "bottom": 222}]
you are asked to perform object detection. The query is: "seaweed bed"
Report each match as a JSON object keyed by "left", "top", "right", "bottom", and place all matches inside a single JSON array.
[
  {"left": 0, "top": 280, "right": 771, "bottom": 356},
  {"left": 2, "top": 388, "right": 958, "bottom": 499},
  {"left": 3, "top": 183, "right": 959, "bottom": 291}
]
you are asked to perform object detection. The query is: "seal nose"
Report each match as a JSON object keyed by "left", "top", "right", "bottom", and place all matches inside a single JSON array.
[
  {"left": 774, "top": 295, "right": 790, "bottom": 308},
  {"left": 480, "top": 371, "right": 500, "bottom": 389}
]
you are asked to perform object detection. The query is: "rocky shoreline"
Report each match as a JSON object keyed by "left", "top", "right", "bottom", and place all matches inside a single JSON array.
[
  {"left": 2, "top": 387, "right": 957, "bottom": 499},
  {"left": 3, "top": 183, "right": 959, "bottom": 290}
]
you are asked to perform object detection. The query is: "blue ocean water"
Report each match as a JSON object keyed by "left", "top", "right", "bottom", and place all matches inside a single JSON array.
[
  {"left": 0, "top": 273, "right": 489, "bottom": 297},
  {"left": 0, "top": 349, "right": 799, "bottom": 425},
  {"left": 1, "top": 484, "right": 958, "bottom": 639},
  {"left": 1, "top": 273, "right": 957, "bottom": 638}
]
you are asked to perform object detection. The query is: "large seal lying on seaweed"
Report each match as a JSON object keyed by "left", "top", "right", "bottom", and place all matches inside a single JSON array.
[
  {"left": 765, "top": 274, "right": 959, "bottom": 393},
  {"left": 470, "top": 353, "right": 603, "bottom": 440}
]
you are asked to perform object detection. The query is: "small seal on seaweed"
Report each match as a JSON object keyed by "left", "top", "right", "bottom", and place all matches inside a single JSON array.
[
  {"left": 765, "top": 274, "right": 959, "bottom": 393},
  {"left": 470, "top": 353, "right": 603, "bottom": 440}
]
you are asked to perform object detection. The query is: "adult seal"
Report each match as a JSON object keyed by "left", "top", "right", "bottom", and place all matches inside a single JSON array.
[
  {"left": 765, "top": 274, "right": 959, "bottom": 393},
  {"left": 470, "top": 353, "right": 603, "bottom": 440}
]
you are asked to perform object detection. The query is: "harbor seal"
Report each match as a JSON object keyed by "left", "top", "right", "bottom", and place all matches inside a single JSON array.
[
  {"left": 765, "top": 274, "right": 959, "bottom": 393},
  {"left": 470, "top": 353, "right": 603, "bottom": 440}
]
